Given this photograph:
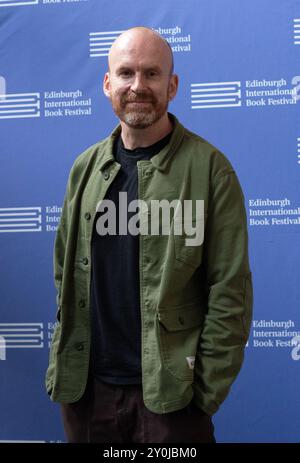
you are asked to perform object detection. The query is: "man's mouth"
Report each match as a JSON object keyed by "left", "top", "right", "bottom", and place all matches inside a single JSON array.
[{"left": 126, "top": 101, "right": 152, "bottom": 104}]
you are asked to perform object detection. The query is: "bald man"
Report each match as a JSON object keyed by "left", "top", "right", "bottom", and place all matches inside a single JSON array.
[{"left": 46, "top": 27, "right": 252, "bottom": 443}]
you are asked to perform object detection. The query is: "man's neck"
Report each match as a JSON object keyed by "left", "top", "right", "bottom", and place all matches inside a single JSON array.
[{"left": 120, "top": 113, "right": 173, "bottom": 150}]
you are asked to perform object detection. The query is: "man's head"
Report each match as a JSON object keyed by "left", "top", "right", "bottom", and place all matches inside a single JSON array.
[{"left": 103, "top": 27, "right": 178, "bottom": 129}]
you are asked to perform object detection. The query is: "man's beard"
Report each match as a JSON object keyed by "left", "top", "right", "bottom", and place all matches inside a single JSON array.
[{"left": 111, "top": 91, "right": 169, "bottom": 129}]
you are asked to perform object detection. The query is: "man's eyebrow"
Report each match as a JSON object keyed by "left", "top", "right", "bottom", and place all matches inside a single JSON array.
[
  {"left": 116, "top": 65, "right": 132, "bottom": 72},
  {"left": 112, "top": 65, "right": 131, "bottom": 74},
  {"left": 146, "top": 66, "right": 163, "bottom": 73},
  {"left": 116, "top": 65, "right": 163, "bottom": 72}
]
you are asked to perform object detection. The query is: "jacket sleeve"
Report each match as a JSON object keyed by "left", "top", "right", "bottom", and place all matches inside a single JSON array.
[
  {"left": 193, "top": 165, "right": 253, "bottom": 416},
  {"left": 53, "top": 182, "right": 70, "bottom": 321},
  {"left": 45, "top": 164, "right": 76, "bottom": 392},
  {"left": 45, "top": 183, "right": 70, "bottom": 395}
]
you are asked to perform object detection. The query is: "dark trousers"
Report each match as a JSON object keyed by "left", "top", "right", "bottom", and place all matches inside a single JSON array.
[{"left": 61, "top": 376, "right": 216, "bottom": 443}]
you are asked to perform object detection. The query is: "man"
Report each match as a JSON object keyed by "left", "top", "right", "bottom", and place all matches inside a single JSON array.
[{"left": 46, "top": 26, "right": 253, "bottom": 443}]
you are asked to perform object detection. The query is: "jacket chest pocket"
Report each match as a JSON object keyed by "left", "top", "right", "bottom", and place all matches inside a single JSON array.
[
  {"left": 173, "top": 216, "right": 206, "bottom": 269},
  {"left": 157, "top": 303, "right": 204, "bottom": 381}
]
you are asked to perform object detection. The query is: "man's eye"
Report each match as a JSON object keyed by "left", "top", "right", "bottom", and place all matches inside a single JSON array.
[
  {"left": 120, "top": 71, "right": 132, "bottom": 77},
  {"left": 147, "top": 71, "right": 160, "bottom": 79}
]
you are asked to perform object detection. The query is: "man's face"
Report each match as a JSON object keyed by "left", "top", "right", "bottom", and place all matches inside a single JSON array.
[{"left": 103, "top": 32, "right": 178, "bottom": 129}]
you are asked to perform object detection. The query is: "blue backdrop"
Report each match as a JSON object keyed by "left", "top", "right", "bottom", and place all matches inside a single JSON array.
[{"left": 0, "top": 0, "right": 299, "bottom": 443}]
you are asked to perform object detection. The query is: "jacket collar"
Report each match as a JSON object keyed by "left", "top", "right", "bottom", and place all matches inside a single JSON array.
[{"left": 98, "top": 113, "right": 185, "bottom": 173}]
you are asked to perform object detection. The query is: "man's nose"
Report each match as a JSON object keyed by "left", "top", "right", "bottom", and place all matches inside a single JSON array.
[{"left": 130, "top": 73, "right": 147, "bottom": 92}]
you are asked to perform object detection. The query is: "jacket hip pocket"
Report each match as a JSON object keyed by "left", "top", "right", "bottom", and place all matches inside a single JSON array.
[{"left": 157, "top": 303, "right": 204, "bottom": 381}]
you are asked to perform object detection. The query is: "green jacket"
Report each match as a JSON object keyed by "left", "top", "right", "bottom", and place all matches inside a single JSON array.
[{"left": 46, "top": 113, "right": 253, "bottom": 416}]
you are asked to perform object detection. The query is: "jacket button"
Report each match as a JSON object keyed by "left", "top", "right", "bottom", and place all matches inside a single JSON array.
[
  {"left": 178, "top": 316, "right": 185, "bottom": 325},
  {"left": 84, "top": 212, "right": 91, "bottom": 220},
  {"left": 75, "top": 342, "right": 84, "bottom": 351},
  {"left": 103, "top": 171, "right": 110, "bottom": 180},
  {"left": 79, "top": 300, "right": 86, "bottom": 308},
  {"left": 82, "top": 257, "right": 89, "bottom": 265}
]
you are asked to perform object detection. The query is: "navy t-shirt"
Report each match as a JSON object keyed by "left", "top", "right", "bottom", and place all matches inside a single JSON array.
[{"left": 90, "top": 130, "right": 173, "bottom": 384}]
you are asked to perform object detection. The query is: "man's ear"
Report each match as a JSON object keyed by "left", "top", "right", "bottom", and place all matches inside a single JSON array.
[
  {"left": 103, "top": 72, "right": 111, "bottom": 98},
  {"left": 168, "top": 74, "right": 179, "bottom": 101}
]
